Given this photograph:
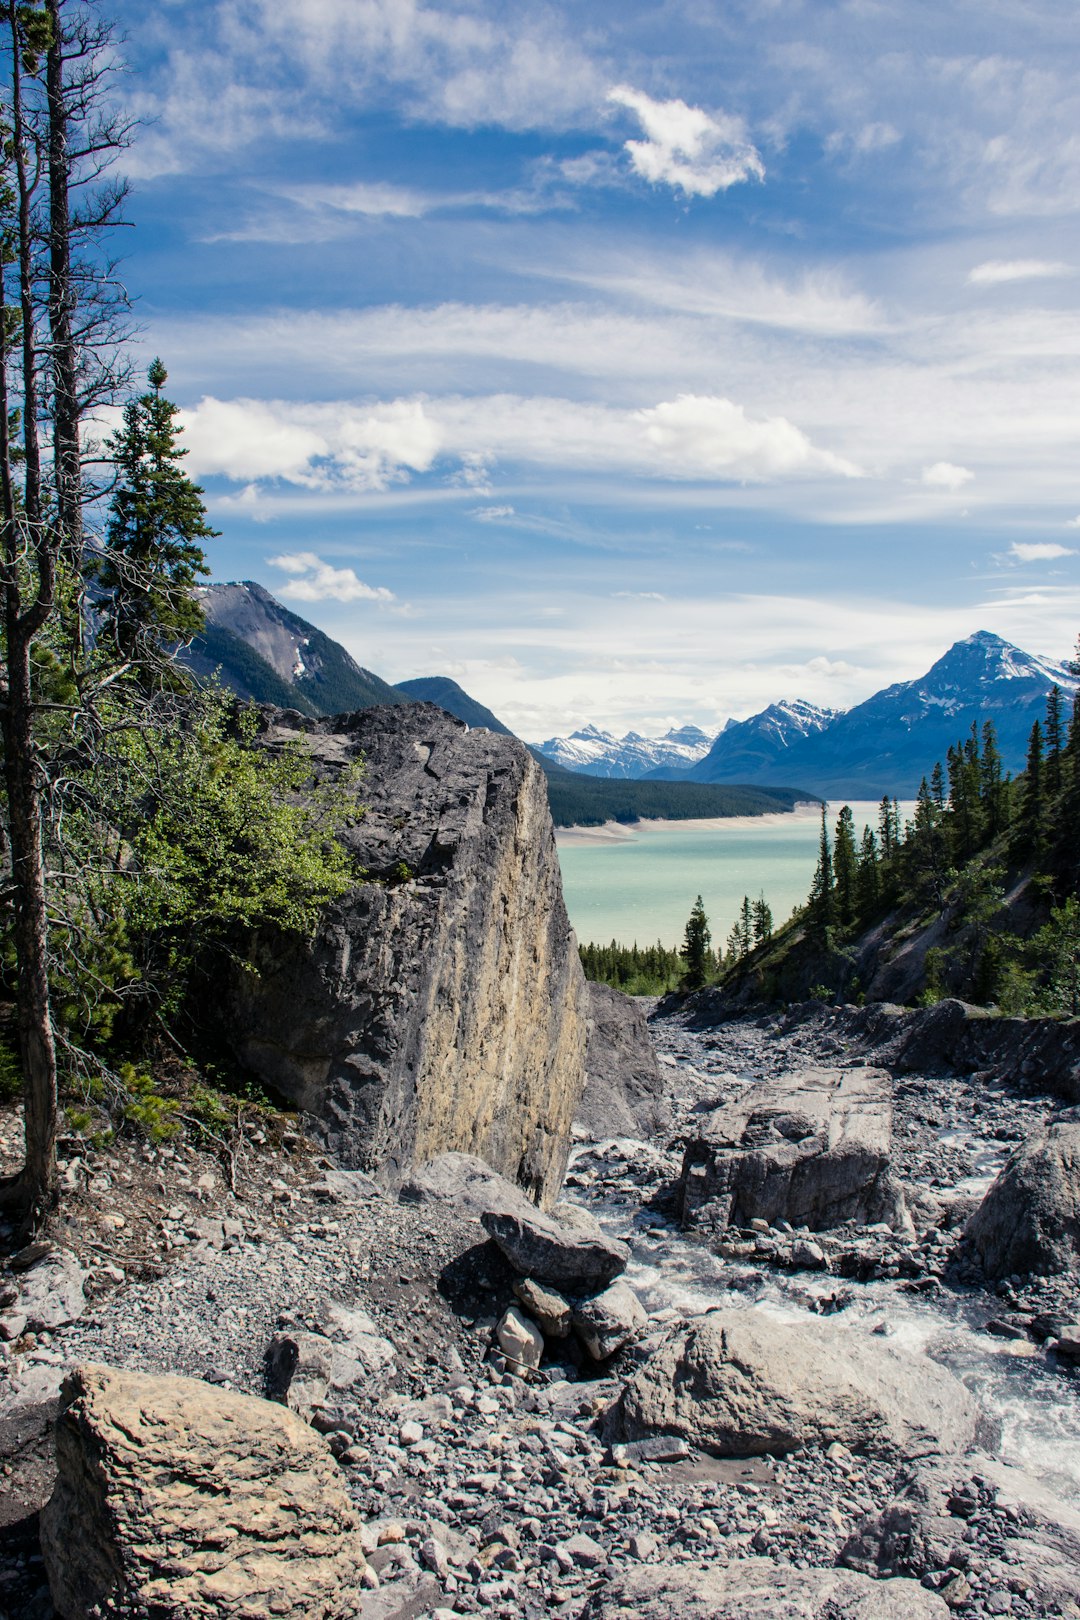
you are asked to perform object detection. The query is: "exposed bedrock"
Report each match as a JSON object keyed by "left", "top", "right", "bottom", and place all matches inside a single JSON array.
[
  {"left": 963, "top": 1112, "right": 1080, "bottom": 1278},
  {"left": 40, "top": 1364, "right": 369, "bottom": 1620},
  {"left": 609, "top": 1310, "right": 981, "bottom": 1462},
  {"left": 578, "top": 984, "right": 671, "bottom": 1140},
  {"left": 581, "top": 1559, "right": 949, "bottom": 1619},
  {"left": 678, "top": 1066, "right": 909, "bottom": 1233},
  {"left": 224, "top": 704, "right": 589, "bottom": 1207}
]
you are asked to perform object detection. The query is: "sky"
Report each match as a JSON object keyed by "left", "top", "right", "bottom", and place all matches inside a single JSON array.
[{"left": 105, "top": 0, "right": 1080, "bottom": 742}]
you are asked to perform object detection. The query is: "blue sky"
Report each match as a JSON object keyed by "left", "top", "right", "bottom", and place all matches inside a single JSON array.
[{"left": 107, "top": 0, "right": 1080, "bottom": 741}]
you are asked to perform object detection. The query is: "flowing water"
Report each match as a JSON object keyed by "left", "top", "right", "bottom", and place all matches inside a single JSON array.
[
  {"left": 565, "top": 1024, "right": 1080, "bottom": 1506},
  {"left": 556, "top": 801, "right": 909, "bottom": 949}
]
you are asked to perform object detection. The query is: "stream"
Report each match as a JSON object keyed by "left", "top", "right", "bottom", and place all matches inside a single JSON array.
[{"left": 563, "top": 1007, "right": 1080, "bottom": 1504}]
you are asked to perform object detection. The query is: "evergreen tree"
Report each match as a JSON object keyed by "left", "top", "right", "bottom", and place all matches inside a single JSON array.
[
  {"left": 97, "top": 359, "right": 217, "bottom": 676},
  {"left": 1046, "top": 685, "right": 1065, "bottom": 798},
  {"left": 930, "top": 761, "right": 945, "bottom": 810},
  {"left": 680, "top": 895, "right": 713, "bottom": 989},
  {"left": 833, "top": 806, "right": 858, "bottom": 930},
  {"left": 1018, "top": 720, "right": 1046, "bottom": 856},
  {"left": 979, "top": 720, "right": 1007, "bottom": 838},
  {"left": 809, "top": 806, "right": 834, "bottom": 936},
  {"left": 857, "top": 825, "right": 880, "bottom": 916},
  {"left": 877, "top": 796, "right": 895, "bottom": 860},
  {"left": 752, "top": 893, "right": 773, "bottom": 945},
  {"left": 910, "top": 776, "right": 948, "bottom": 906}
]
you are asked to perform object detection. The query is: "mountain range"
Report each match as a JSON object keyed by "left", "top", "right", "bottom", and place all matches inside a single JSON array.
[
  {"left": 537, "top": 722, "right": 714, "bottom": 778},
  {"left": 184, "top": 583, "right": 1076, "bottom": 803}
]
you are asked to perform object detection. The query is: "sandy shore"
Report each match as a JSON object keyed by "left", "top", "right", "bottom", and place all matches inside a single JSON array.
[{"left": 554, "top": 801, "right": 822, "bottom": 847}]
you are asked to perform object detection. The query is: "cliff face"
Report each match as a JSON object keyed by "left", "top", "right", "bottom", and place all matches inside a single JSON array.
[{"left": 224, "top": 703, "right": 588, "bottom": 1208}]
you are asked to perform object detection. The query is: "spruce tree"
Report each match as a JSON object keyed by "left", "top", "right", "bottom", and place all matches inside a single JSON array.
[
  {"left": 1046, "top": 685, "right": 1065, "bottom": 798},
  {"left": 752, "top": 893, "right": 773, "bottom": 945},
  {"left": 857, "top": 826, "right": 880, "bottom": 916},
  {"left": 97, "top": 358, "right": 217, "bottom": 676},
  {"left": 680, "top": 895, "right": 713, "bottom": 989},
  {"left": 980, "top": 720, "right": 1006, "bottom": 838},
  {"left": 809, "top": 806, "right": 834, "bottom": 936},
  {"left": 833, "top": 806, "right": 858, "bottom": 931},
  {"left": 1018, "top": 720, "right": 1045, "bottom": 857}
]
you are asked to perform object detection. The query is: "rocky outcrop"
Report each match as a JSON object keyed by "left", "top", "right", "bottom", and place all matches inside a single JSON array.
[
  {"left": 581, "top": 1558, "right": 948, "bottom": 1618},
  {"left": 963, "top": 1113, "right": 1080, "bottom": 1277},
  {"left": 225, "top": 704, "right": 589, "bottom": 1207},
  {"left": 610, "top": 1310, "right": 980, "bottom": 1461},
  {"left": 578, "top": 985, "right": 670, "bottom": 1140},
  {"left": 841, "top": 1454, "right": 1080, "bottom": 1616},
  {"left": 40, "top": 1363, "right": 369, "bottom": 1620},
  {"left": 678, "top": 1066, "right": 908, "bottom": 1233}
]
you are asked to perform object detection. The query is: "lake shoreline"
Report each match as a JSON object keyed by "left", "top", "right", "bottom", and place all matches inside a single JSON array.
[{"left": 555, "top": 800, "right": 823, "bottom": 847}]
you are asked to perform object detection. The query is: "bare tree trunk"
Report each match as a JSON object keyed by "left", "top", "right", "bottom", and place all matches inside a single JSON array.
[{"left": 45, "top": 0, "right": 82, "bottom": 561}]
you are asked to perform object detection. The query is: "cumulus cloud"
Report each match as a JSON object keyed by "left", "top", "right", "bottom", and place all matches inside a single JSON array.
[
  {"left": 922, "top": 461, "right": 974, "bottom": 491},
  {"left": 635, "top": 394, "right": 860, "bottom": 479},
  {"left": 1009, "top": 541, "right": 1075, "bottom": 562},
  {"left": 180, "top": 397, "right": 441, "bottom": 491},
  {"left": 607, "top": 85, "right": 764, "bottom": 197},
  {"left": 967, "top": 259, "right": 1071, "bottom": 286},
  {"left": 267, "top": 551, "right": 395, "bottom": 603}
]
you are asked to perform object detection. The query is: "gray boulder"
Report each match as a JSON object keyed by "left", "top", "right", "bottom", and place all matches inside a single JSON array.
[
  {"left": 578, "top": 984, "right": 670, "bottom": 1140},
  {"left": 841, "top": 1453, "right": 1080, "bottom": 1616},
  {"left": 266, "top": 1330, "right": 333, "bottom": 1419},
  {"left": 581, "top": 1559, "right": 947, "bottom": 1618},
  {"left": 1, "top": 1245, "right": 86, "bottom": 1338},
  {"left": 40, "top": 1364, "right": 368, "bottom": 1620},
  {"left": 572, "top": 1280, "right": 648, "bottom": 1361},
  {"left": 679, "top": 1066, "right": 909, "bottom": 1233},
  {"left": 964, "top": 1114, "right": 1080, "bottom": 1277},
  {"left": 224, "top": 704, "right": 589, "bottom": 1208},
  {"left": 399, "top": 1150, "right": 541, "bottom": 1223},
  {"left": 481, "top": 1201, "right": 629, "bottom": 1290},
  {"left": 611, "top": 1309, "right": 979, "bottom": 1461}
]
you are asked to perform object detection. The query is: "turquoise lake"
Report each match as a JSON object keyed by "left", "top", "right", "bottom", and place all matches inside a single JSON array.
[{"left": 556, "top": 801, "right": 903, "bottom": 950}]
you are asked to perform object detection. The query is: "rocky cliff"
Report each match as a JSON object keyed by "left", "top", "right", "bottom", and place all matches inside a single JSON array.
[{"left": 223, "top": 703, "right": 589, "bottom": 1207}]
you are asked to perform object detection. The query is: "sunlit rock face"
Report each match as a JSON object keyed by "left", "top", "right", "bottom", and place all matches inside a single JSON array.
[{"left": 225, "top": 702, "right": 589, "bottom": 1208}]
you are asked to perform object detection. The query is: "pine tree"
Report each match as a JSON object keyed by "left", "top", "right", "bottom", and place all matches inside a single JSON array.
[
  {"left": 809, "top": 806, "right": 834, "bottom": 936},
  {"left": 97, "top": 358, "right": 217, "bottom": 676},
  {"left": 752, "top": 893, "right": 773, "bottom": 945},
  {"left": 1046, "top": 685, "right": 1065, "bottom": 798},
  {"left": 857, "top": 825, "right": 880, "bottom": 916},
  {"left": 930, "top": 761, "right": 945, "bottom": 810},
  {"left": 833, "top": 806, "right": 858, "bottom": 930},
  {"left": 680, "top": 895, "right": 713, "bottom": 989},
  {"left": 980, "top": 720, "right": 1007, "bottom": 838},
  {"left": 1018, "top": 720, "right": 1045, "bottom": 857},
  {"left": 910, "top": 776, "right": 948, "bottom": 906}
]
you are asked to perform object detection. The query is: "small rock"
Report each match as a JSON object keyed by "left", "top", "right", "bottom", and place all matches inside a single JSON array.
[{"left": 496, "top": 1305, "right": 544, "bottom": 1371}]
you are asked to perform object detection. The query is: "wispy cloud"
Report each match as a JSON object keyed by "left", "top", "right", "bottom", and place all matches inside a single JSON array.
[
  {"left": 1009, "top": 541, "right": 1075, "bottom": 562},
  {"left": 968, "top": 259, "right": 1071, "bottom": 286},
  {"left": 607, "top": 85, "right": 764, "bottom": 198},
  {"left": 267, "top": 551, "right": 396, "bottom": 604}
]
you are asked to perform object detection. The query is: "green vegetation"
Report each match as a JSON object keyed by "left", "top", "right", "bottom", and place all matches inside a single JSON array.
[
  {"left": 680, "top": 895, "right": 714, "bottom": 989},
  {"left": 709, "top": 659, "right": 1080, "bottom": 1013},
  {"left": 579, "top": 939, "right": 685, "bottom": 995},
  {"left": 546, "top": 775, "right": 813, "bottom": 828}
]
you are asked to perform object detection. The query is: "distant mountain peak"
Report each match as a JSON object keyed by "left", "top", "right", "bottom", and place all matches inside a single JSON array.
[{"left": 535, "top": 721, "right": 717, "bottom": 780}]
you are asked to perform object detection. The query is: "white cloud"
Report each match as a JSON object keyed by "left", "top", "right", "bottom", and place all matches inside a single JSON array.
[
  {"left": 180, "top": 396, "right": 441, "bottom": 491},
  {"left": 922, "top": 461, "right": 974, "bottom": 490},
  {"left": 636, "top": 394, "right": 860, "bottom": 480},
  {"left": 1009, "top": 541, "right": 1075, "bottom": 562},
  {"left": 267, "top": 551, "right": 395, "bottom": 604},
  {"left": 967, "top": 259, "right": 1071, "bottom": 286},
  {"left": 607, "top": 85, "right": 764, "bottom": 198},
  {"left": 471, "top": 504, "right": 515, "bottom": 521},
  {"left": 826, "top": 121, "right": 901, "bottom": 157},
  {"left": 182, "top": 389, "right": 857, "bottom": 491}
]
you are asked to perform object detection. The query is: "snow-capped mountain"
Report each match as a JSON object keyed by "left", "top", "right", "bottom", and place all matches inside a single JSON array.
[
  {"left": 689, "top": 632, "right": 1078, "bottom": 798},
  {"left": 535, "top": 722, "right": 716, "bottom": 779}
]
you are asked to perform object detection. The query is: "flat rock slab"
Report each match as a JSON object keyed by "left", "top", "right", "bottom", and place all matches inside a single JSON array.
[
  {"left": 610, "top": 1308, "right": 980, "bottom": 1462},
  {"left": 40, "top": 1363, "right": 368, "bottom": 1620},
  {"left": 582, "top": 1559, "right": 948, "bottom": 1618},
  {"left": 578, "top": 983, "right": 671, "bottom": 1141},
  {"left": 679, "top": 1065, "right": 908, "bottom": 1232}
]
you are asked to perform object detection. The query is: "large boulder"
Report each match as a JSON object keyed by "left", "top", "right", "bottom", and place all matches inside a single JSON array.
[
  {"left": 399, "top": 1150, "right": 541, "bottom": 1223},
  {"left": 581, "top": 1559, "right": 948, "bottom": 1618},
  {"left": 578, "top": 984, "right": 670, "bottom": 1140},
  {"left": 224, "top": 704, "right": 589, "bottom": 1207},
  {"left": 841, "top": 1453, "right": 1080, "bottom": 1616},
  {"left": 678, "top": 1065, "right": 908, "bottom": 1233},
  {"left": 481, "top": 1201, "right": 630, "bottom": 1290},
  {"left": 610, "top": 1309, "right": 979, "bottom": 1461},
  {"left": 40, "top": 1364, "right": 368, "bottom": 1620},
  {"left": 964, "top": 1113, "right": 1080, "bottom": 1277}
]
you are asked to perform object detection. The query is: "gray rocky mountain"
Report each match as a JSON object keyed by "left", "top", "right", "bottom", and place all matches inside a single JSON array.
[
  {"left": 536, "top": 721, "right": 715, "bottom": 778},
  {"left": 688, "top": 631, "right": 1077, "bottom": 798}
]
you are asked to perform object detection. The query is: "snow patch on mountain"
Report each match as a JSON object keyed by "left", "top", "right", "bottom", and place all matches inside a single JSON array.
[{"left": 534, "top": 723, "right": 716, "bottom": 779}]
